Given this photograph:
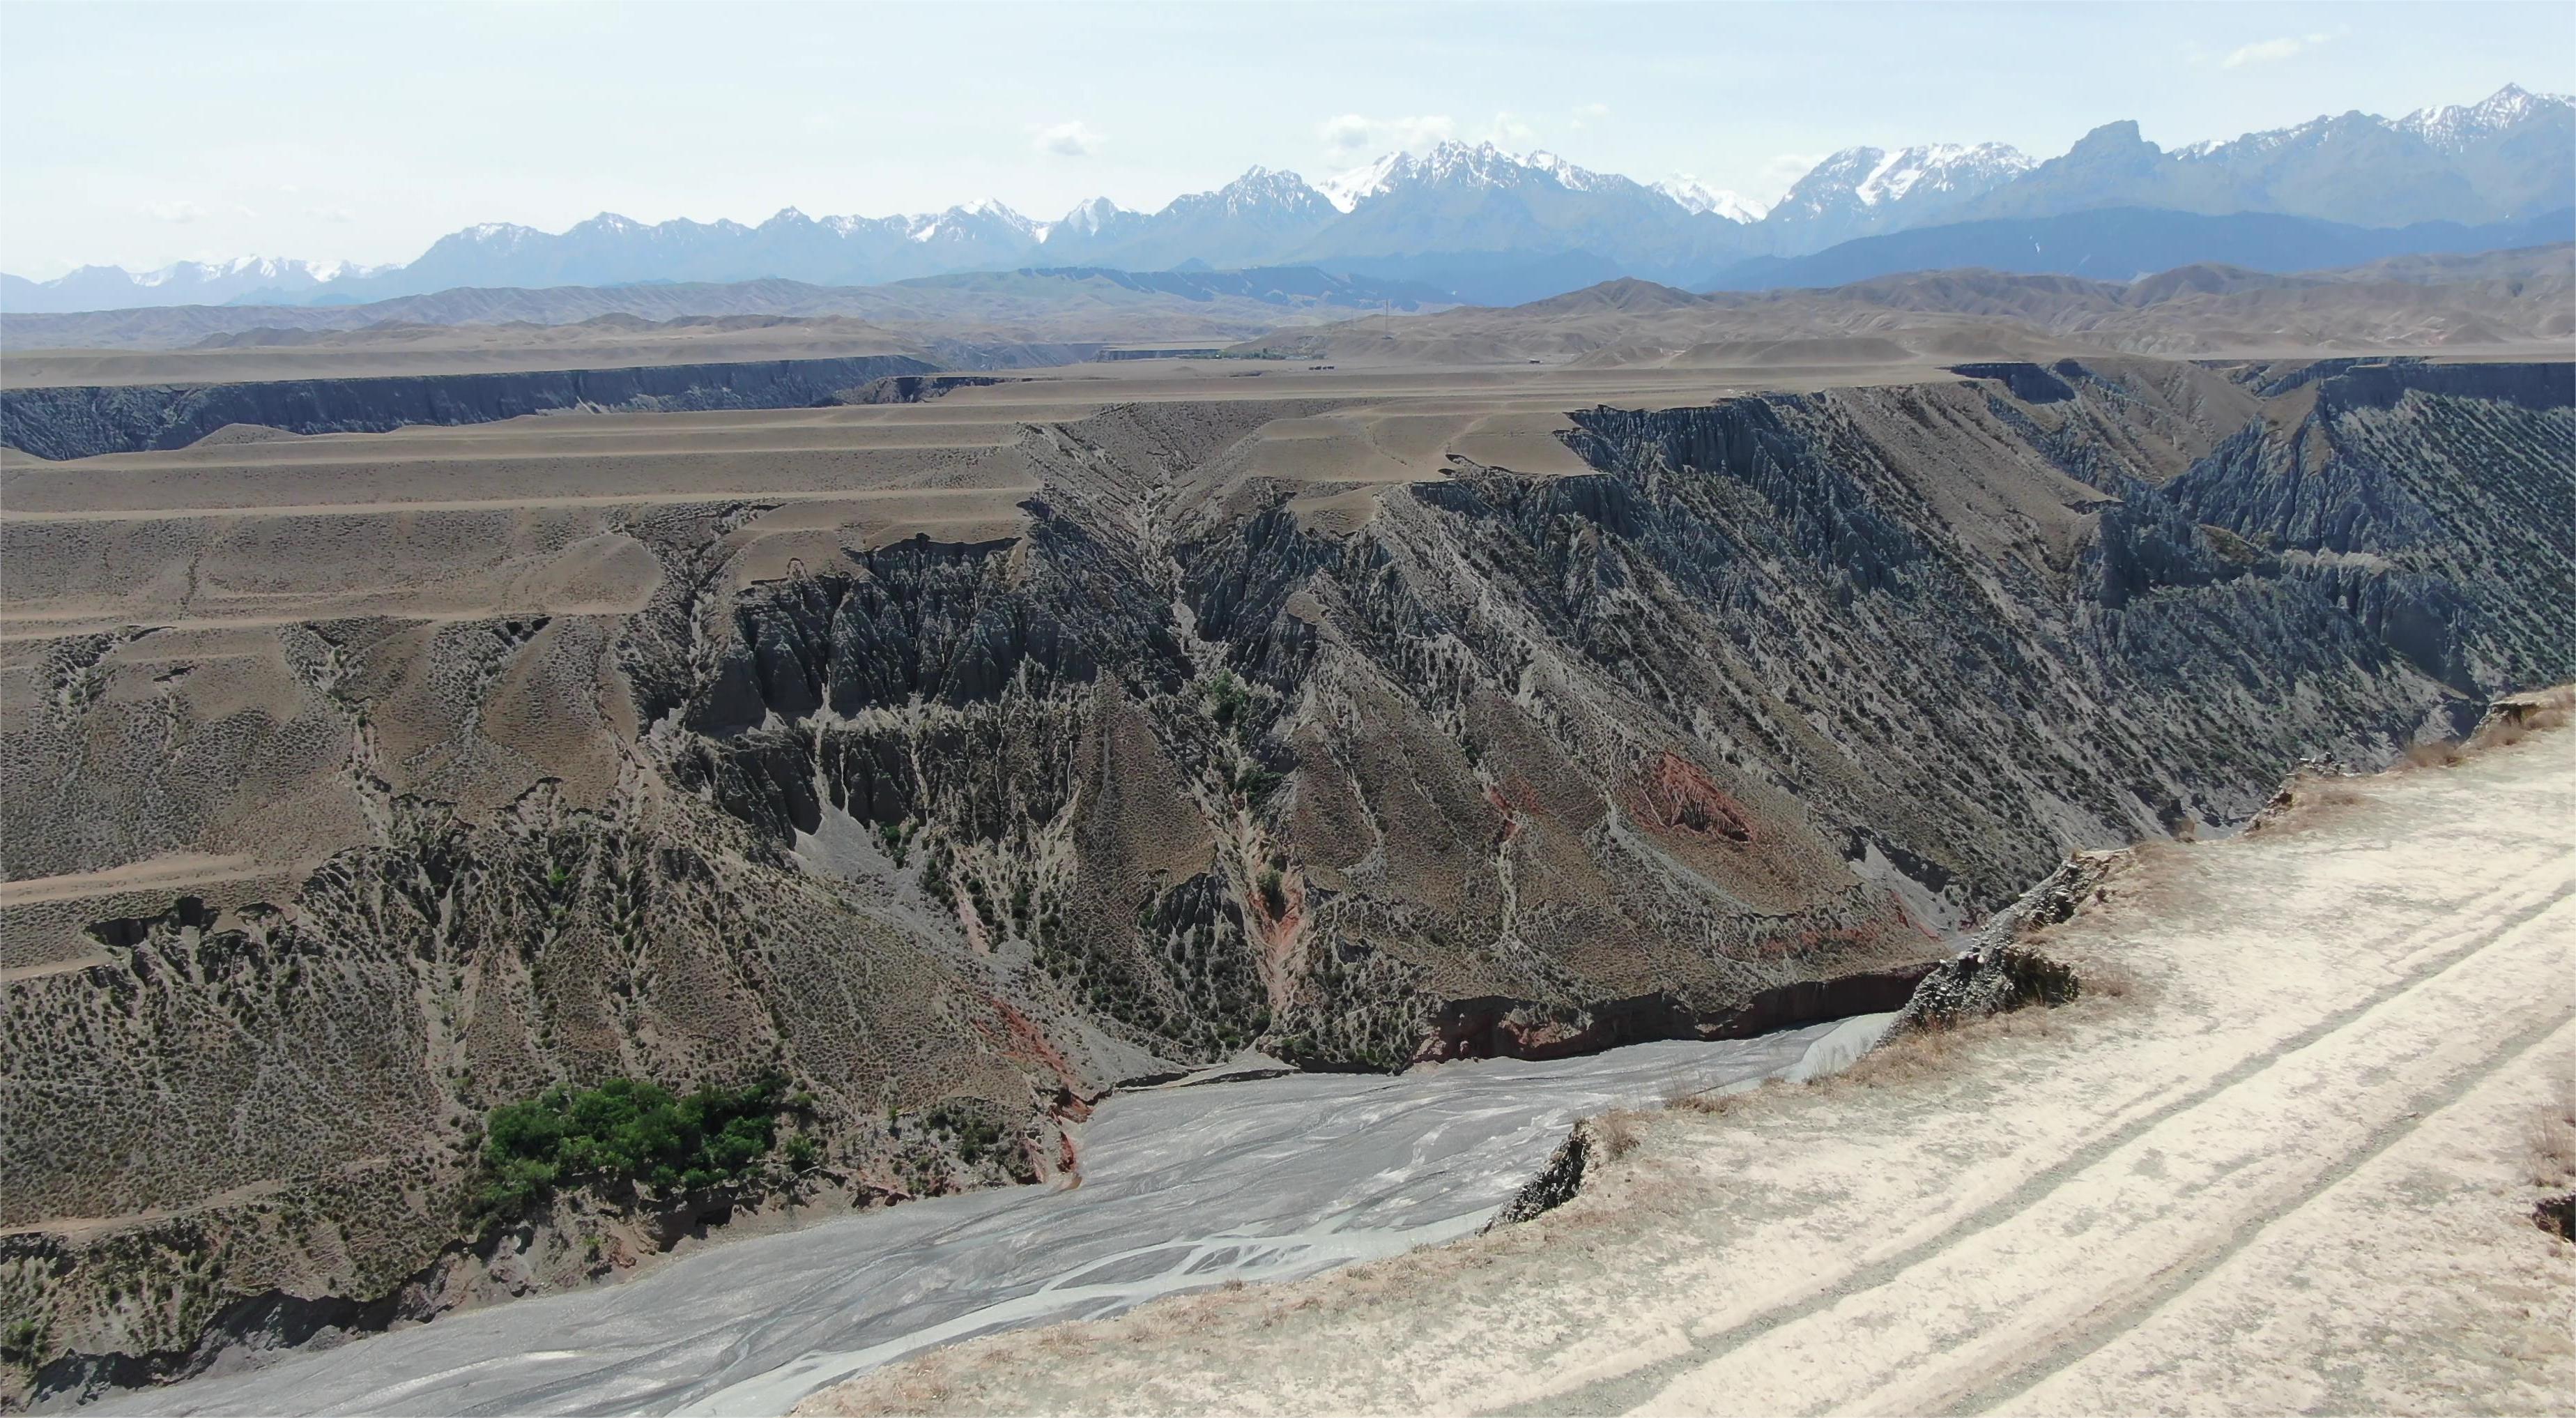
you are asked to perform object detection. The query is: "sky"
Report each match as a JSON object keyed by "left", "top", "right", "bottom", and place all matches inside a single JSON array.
[{"left": 3, "top": 0, "right": 2570, "bottom": 277}]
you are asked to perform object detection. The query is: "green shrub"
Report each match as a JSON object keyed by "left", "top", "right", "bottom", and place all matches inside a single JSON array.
[
  {"left": 1201, "top": 670, "right": 1247, "bottom": 729},
  {"left": 876, "top": 820, "right": 912, "bottom": 867},
  {"left": 2, "top": 1317, "right": 44, "bottom": 1369},
  {"left": 473, "top": 1074, "right": 787, "bottom": 1217},
  {"left": 921, "top": 1103, "right": 1009, "bottom": 1165}
]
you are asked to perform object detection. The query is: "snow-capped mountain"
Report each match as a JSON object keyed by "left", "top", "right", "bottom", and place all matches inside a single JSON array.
[
  {"left": 1654, "top": 178, "right": 1767, "bottom": 224},
  {"left": 1278, "top": 141, "right": 1747, "bottom": 300},
  {"left": 1765, "top": 143, "right": 2035, "bottom": 247},
  {"left": 2397, "top": 83, "right": 2573, "bottom": 153},
  {"left": 2393, "top": 84, "right": 2575, "bottom": 218},
  {"left": 6, "top": 84, "right": 2566, "bottom": 314},
  {"left": 1318, "top": 153, "right": 1408, "bottom": 213},
  {"left": 1050, "top": 167, "right": 1342, "bottom": 270},
  {"left": 1966, "top": 85, "right": 2572, "bottom": 229},
  {"left": 0, "top": 255, "right": 388, "bottom": 312},
  {"left": 1054, "top": 197, "right": 1135, "bottom": 240}
]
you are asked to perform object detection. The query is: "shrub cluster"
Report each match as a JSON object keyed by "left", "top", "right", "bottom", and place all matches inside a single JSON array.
[
  {"left": 475, "top": 1074, "right": 788, "bottom": 1217},
  {"left": 919, "top": 1103, "right": 1009, "bottom": 1166}
]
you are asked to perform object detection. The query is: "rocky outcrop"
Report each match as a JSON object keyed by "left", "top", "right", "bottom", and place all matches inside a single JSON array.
[
  {"left": 1486, "top": 1127, "right": 1591, "bottom": 1228},
  {"left": 0, "top": 354, "right": 935, "bottom": 459},
  {"left": 848, "top": 373, "right": 1018, "bottom": 404},
  {"left": 1418, "top": 968, "right": 1935, "bottom": 1064},
  {"left": 1950, "top": 361, "right": 2078, "bottom": 403}
]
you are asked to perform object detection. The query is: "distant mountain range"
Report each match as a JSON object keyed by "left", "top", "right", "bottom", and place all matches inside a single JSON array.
[
  {"left": 1708, "top": 207, "right": 2576, "bottom": 291},
  {"left": 0, "top": 266, "right": 1460, "bottom": 354},
  {"left": 4, "top": 84, "right": 2569, "bottom": 314}
]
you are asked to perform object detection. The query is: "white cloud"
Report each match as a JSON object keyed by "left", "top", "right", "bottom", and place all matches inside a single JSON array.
[
  {"left": 1317, "top": 112, "right": 1455, "bottom": 154},
  {"left": 1570, "top": 101, "right": 1611, "bottom": 131},
  {"left": 2223, "top": 31, "right": 2334, "bottom": 68},
  {"left": 1764, "top": 152, "right": 1825, "bottom": 191},
  {"left": 305, "top": 206, "right": 357, "bottom": 224},
  {"left": 141, "top": 199, "right": 203, "bottom": 223},
  {"left": 1485, "top": 110, "right": 1535, "bottom": 144},
  {"left": 1031, "top": 119, "right": 1104, "bottom": 157}
]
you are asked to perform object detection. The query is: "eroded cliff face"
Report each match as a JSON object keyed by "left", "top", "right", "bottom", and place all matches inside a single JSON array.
[
  {"left": 2, "top": 357, "right": 2567, "bottom": 1400},
  {"left": 0, "top": 355, "right": 937, "bottom": 459}
]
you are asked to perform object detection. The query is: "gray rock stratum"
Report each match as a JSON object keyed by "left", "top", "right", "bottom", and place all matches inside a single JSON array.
[
  {"left": 0, "top": 354, "right": 2568, "bottom": 1405},
  {"left": 0, "top": 356, "right": 937, "bottom": 461}
]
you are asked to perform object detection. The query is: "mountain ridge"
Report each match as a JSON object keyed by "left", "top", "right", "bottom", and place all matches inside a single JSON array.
[{"left": 6, "top": 84, "right": 2569, "bottom": 314}]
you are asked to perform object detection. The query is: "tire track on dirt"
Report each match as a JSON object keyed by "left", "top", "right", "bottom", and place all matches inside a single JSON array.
[
  {"left": 1503, "top": 872, "right": 2574, "bottom": 1418},
  {"left": 1952, "top": 986, "right": 2576, "bottom": 1415}
]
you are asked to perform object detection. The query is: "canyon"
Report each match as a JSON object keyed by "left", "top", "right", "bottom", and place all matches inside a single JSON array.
[{"left": 1, "top": 317, "right": 2570, "bottom": 1407}]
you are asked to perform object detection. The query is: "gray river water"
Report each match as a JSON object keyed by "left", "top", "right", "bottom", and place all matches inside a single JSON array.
[{"left": 98, "top": 1013, "right": 1894, "bottom": 1417}]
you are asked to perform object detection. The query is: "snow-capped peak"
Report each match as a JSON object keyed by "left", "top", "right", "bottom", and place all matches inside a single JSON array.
[
  {"left": 1415, "top": 139, "right": 1533, "bottom": 187},
  {"left": 1526, "top": 150, "right": 1607, "bottom": 192},
  {"left": 1771, "top": 141, "right": 2033, "bottom": 220},
  {"left": 2398, "top": 82, "right": 2573, "bottom": 151},
  {"left": 1855, "top": 142, "right": 2032, "bottom": 206},
  {"left": 904, "top": 200, "right": 1044, "bottom": 244},
  {"left": 114, "top": 255, "right": 368, "bottom": 289},
  {"left": 1317, "top": 142, "right": 1613, "bottom": 211},
  {"left": 1053, "top": 195, "right": 1129, "bottom": 237},
  {"left": 1212, "top": 166, "right": 1331, "bottom": 214},
  {"left": 1319, "top": 151, "right": 1410, "bottom": 212},
  {"left": 1655, "top": 176, "right": 1768, "bottom": 222}
]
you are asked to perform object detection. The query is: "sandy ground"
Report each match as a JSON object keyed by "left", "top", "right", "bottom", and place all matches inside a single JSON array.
[{"left": 798, "top": 730, "right": 2576, "bottom": 1417}]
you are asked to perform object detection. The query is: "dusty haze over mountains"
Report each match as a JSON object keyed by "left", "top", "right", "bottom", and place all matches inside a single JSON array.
[{"left": 2, "top": 4, "right": 2572, "bottom": 1414}]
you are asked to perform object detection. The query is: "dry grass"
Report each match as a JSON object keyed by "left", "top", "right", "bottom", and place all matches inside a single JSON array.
[
  {"left": 2403, "top": 740, "right": 2465, "bottom": 770},
  {"left": 2409, "top": 685, "right": 2575, "bottom": 765},
  {"left": 1592, "top": 1110, "right": 1646, "bottom": 1161},
  {"left": 2239, "top": 772, "right": 2369, "bottom": 840},
  {"left": 1665, "top": 1079, "right": 1774, "bottom": 1117},
  {"left": 2474, "top": 685, "right": 2575, "bottom": 747}
]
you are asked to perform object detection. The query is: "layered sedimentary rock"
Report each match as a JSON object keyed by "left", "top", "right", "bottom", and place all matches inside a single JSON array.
[
  {"left": 1, "top": 356, "right": 2568, "bottom": 1401},
  {"left": 0, "top": 355, "right": 936, "bottom": 459}
]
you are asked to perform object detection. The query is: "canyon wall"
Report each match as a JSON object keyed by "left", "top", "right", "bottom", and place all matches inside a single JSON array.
[
  {"left": 2, "top": 356, "right": 2568, "bottom": 1401},
  {"left": 0, "top": 355, "right": 937, "bottom": 459}
]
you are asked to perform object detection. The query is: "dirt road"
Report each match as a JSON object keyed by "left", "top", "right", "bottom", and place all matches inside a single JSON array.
[{"left": 801, "top": 731, "right": 2576, "bottom": 1416}]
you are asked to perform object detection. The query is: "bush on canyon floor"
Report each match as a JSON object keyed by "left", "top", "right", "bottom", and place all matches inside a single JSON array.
[
  {"left": 473, "top": 1074, "right": 791, "bottom": 1217},
  {"left": 1200, "top": 669, "right": 1248, "bottom": 729}
]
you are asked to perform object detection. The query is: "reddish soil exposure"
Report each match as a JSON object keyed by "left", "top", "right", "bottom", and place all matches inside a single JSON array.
[{"left": 1632, "top": 751, "right": 1756, "bottom": 842}]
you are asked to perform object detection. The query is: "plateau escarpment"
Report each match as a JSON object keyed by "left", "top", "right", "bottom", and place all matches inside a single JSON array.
[
  {"left": 0, "top": 355, "right": 937, "bottom": 460},
  {"left": 1, "top": 356, "right": 2568, "bottom": 1404}
]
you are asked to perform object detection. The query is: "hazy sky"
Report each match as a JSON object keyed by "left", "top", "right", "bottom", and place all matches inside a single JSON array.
[{"left": 3, "top": 0, "right": 2569, "bottom": 276}]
